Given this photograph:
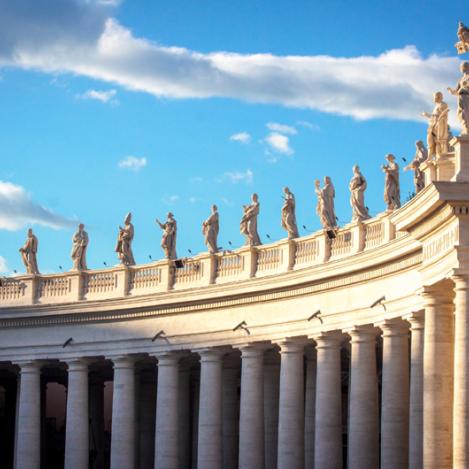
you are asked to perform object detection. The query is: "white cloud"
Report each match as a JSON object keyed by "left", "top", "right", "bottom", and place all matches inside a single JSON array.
[
  {"left": 265, "top": 132, "right": 293, "bottom": 155},
  {"left": 229, "top": 132, "right": 251, "bottom": 144},
  {"left": 0, "top": 181, "right": 75, "bottom": 231},
  {"left": 0, "top": 256, "right": 9, "bottom": 273},
  {"left": 0, "top": 2, "right": 463, "bottom": 124},
  {"left": 297, "top": 120, "right": 320, "bottom": 131},
  {"left": 266, "top": 122, "right": 297, "bottom": 135},
  {"left": 78, "top": 88, "right": 117, "bottom": 103},
  {"left": 218, "top": 169, "right": 254, "bottom": 185},
  {"left": 118, "top": 156, "right": 147, "bottom": 171}
]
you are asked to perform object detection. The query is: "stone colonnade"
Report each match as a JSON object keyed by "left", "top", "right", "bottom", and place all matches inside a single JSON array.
[{"left": 8, "top": 277, "right": 469, "bottom": 469}]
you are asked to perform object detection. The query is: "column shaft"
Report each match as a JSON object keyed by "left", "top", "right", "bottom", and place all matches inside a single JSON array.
[
  {"left": 277, "top": 340, "right": 305, "bottom": 469},
  {"left": 304, "top": 346, "right": 317, "bottom": 469},
  {"left": 422, "top": 285, "right": 454, "bottom": 469},
  {"left": 110, "top": 356, "right": 136, "bottom": 469},
  {"left": 407, "top": 312, "right": 424, "bottom": 469},
  {"left": 264, "top": 350, "right": 280, "bottom": 469},
  {"left": 314, "top": 333, "right": 342, "bottom": 469},
  {"left": 15, "top": 362, "right": 42, "bottom": 469},
  {"left": 347, "top": 326, "right": 379, "bottom": 469},
  {"left": 380, "top": 320, "right": 410, "bottom": 469},
  {"left": 179, "top": 365, "right": 191, "bottom": 469},
  {"left": 197, "top": 349, "right": 223, "bottom": 469},
  {"left": 64, "top": 360, "right": 89, "bottom": 469},
  {"left": 155, "top": 354, "right": 179, "bottom": 469},
  {"left": 239, "top": 346, "right": 265, "bottom": 469}
]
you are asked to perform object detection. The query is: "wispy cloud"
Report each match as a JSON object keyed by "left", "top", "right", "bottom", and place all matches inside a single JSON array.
[
  {"left": 264, "top": 133, "right": 293, "bottom": 155},
  {"left": 0, "top": 181, "right": 75, "bottom": 231},
  {"left": 0, "top": 256, "right": 9, "bottom": 274},
  {"left": 229, "top": 132, "right": 251, "bottom": 144},
  {"left": 162, "top": 194, "right": 180, "bottom": 205},
  {"left": 77, "top": 89, "right": 118, "bottom": 104},
  {"left": 296, "top": 120, "right": 320, "bottom": 132},
  {"left": 218, "top": 169, "right": 254, "bottom": 185},
  {"left": 118, "top": 156, "right": 147, "bottom": 172},
  {"left": 0, "top": 2, "right": 461, "bottom": 124},
  {"left": 266, "top": 122, "right": 297, "bottom": 135}
]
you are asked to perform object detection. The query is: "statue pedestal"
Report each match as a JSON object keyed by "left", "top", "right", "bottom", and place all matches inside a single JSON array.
[
  {"left": 451, "top": 135, "right": 469, "bottom": 182},
  {"left": 436, "top": 152, "right": 455, "bottom": 181},
  {"left": 421, "top": 160, "right": 436, "bottom": 187}
]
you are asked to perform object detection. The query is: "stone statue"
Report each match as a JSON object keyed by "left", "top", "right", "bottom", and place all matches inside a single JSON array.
[
  {"left": 404, "top": 140, "right": 428, "bottom": 194},
  {"left": 349, "top": 166, "right": 370, "bottom": 222},
  {"left": 448, "top": 62, "right": 469, "bottom": 135},
  {"left": 382, "top": 154, "right": 401, "bottom": 211},
  {"left": 455, "top": 21, "right": 469, "bottom": 54},
  {"left": 281, "top": 187, "right": 299, "bottom": 239},
  {"left": 156, "top": 212, "right": 177, "bottom": 260},
  {"left": 71, "top": 223, "right": 89, "bottom": 271},
  {"left": 240, "top": 193, "right": 262, "bottom": 246},
  {"left": 202, "top": 205, "right": 219, "bottom": 254},
  {"left": 315, "top": 177, "right": 337, "bottom": 231},
  {"left": 19, "top": 228, "right": 39, "bottom": 274},
  {"left": 421, "top": 92, "right": 449, "bottom": 158},
  {"left": 115, "top": 212, "right": 136, "bottom": 266}
]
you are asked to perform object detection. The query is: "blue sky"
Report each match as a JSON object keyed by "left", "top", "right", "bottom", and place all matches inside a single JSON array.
[{"left": 0, "top": 0, "right": 466, "bottom": 274}]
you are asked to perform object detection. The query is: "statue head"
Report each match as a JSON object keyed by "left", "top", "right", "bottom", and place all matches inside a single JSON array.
[
  {"left": 27, "top": 228, "right": 33, "bottom": 237},
  {"left": 324, "top": 176, "right": 331, "bottom": 184},
  {"left": 385, "top": 154, "right": 396, "bottom": 162},
  {"left": 251, "top": 193, "right": 259, "bottom": 202},
  {"left": 78, "top": 223, "right": 84, "bottom": 231},
  {"left": 353, "top": 165, "right": 360, "bottom": 173},
  {"left": 124, "top": 212, "right": 132, "bottom": 225},
  {"left": 416, "top": 140, "right": 424, "bottom": 149},
  {"left": 433, "top": 91, "right": 443, "bottom": 103},
  {"left": 461, "top": 61, "right": 469, "bottom": 74},
  {"left": 283, "top": 186, "right": 290, "bottom": 194},
  {"left": 212, "top": 204, "right": 218, "bottom": 212},
  {"left": 167, "top": 212, "right": 174, "bottom": 219}
]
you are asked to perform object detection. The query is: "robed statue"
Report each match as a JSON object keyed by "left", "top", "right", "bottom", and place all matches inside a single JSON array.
[
  {"left": 448, "top": 62, "right": 469, "bottom": 135},
  {"left": 315, "top": 177, "right": 337, "bottom": 231},
  {"left": 71, "top": 223, "right": 89, "bottom": 271},
  {"left": 349, "top": 166, "right": 370, "bottom": 222},
  {"left": 281, "top": 187, "right": 299, "bottom": 239},
  {"left": 382, "top": 154, "right": 401, "bottom": 211},
  {"left": 421, "top": 92, "right": 449, "bottom": 158},
  {"left": 19, "top": 228, "right": 39, "bottom": 274},
  {"left": 455, "top": 21, "right": 469, "bottom": 54},
  {"left": 156, "top": 212, "right": 177, "bottom": 260},
  {"left": 240, "top": 193, "right": 262, "bottom": 247},
  {"left": 202, "top": 205, "right": 219, "bottom": 254},
  {"left": 115, "top": 212, "right": 136, "bottom": 266},
  {"left": 404, "top": 140, "right": 428, "bottom": 193}
]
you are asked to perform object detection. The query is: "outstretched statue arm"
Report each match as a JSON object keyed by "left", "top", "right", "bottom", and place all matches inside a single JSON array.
[{"left": 155, "top": 219, "right": 164, "bottom": 230}]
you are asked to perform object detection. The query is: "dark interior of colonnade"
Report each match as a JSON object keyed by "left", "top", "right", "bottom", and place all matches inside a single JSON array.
[{"left": 0, "top": 343, "right": 392, "bottom": 469}]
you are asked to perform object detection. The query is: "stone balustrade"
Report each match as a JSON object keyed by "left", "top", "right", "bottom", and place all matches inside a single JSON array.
[{"left": 0, "top": 216, "right": 398, "bottom": 307}]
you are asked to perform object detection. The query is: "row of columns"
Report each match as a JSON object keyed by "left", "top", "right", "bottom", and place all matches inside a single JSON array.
[{"left": 12, "top": 275, "right": 469, "bottom": 469}]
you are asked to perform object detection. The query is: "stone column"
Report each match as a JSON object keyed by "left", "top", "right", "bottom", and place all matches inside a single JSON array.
[
  {"left": 347, "top": 325, "right": 379, "bottom": 469},
  {"left": 264, "top": 349, "right": 280, "bottom": 469},
  {"left": 222, "top": 353, "right": 240, "bottom": 469},
  {"left": 110, "top": 356, "right": 136, "bottom": 469},
  {"left": 89, "top": 372, "right": 105, "bottom": 469},
  {"left": 277, "top": 339, "right": 305, "bottom": 469},
  {"left": 406, "top": 311, "right": 424, "bottom": 469},
  {"left": 138, "top": 368, "right": 156, "bottom": 469},
  {"left": 14, "top": 361, "right": 42, "bottom": 469},
  {"left": 379, "top": 319, "right": 410, "bottom": 469},
  {"left": 304, "top": 345, "right": 316, "bottom": 469},
  {"left": 179, "top": 361, "right": 192, "bottom": 469},
  {"left": 422, "top": 284, "right": 454, "bottom": 469},
  {"left": 154, "top": 353, "right": 179, "bottom": 469},
  {"left": 64, "top": 359, "right": 89, "bottom": 469},
  {"left": 314, "top": 332, "right": 342, "bottom": 469},
  {"left": 239, "top": 345, "right": 265, "bottom": 469},
  {"left": 453, "top": 275, "right": 469, "bottom": 469},
  {"left": 197, "top": 349, "right": 224, "bottom": 469}
]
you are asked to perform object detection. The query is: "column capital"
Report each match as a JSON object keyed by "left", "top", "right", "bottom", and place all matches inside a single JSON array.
[
  {"left": 238, "top": 342, "right": 271, "bottom": 358},
  {"left": 14, "top": 360, "right": 44, "bottom": 373},
  {"left": 451, "top": 271, "right": 469, "bottom": 290},
  {"left": 65, "top": 358, "right": 90, "bottom": 373},
  {"left": 404, "top": 310, "right": 425, "bottom": 330},
  {"left": 275, "top": 336, "right": 309, "bottom": 353},
  {"left": 312, "top": 330, "right": 343, "bottom": 349},
  {"left": 375, "top": 318, "right": 410, "bottom": 338},
  {"left": 154, "top": 351, "right": 182, "bottom": 367},
  {"left": 108, "top": 355, "right": 139, "bottom": 369},
  {"left": 345, "top": 324, "right": 379, "bottom": 343},
  {"left": 419, "top": 280, "right": 455, "bottom": 306},
  {"left": 196, "top": 346, "right": 230, "bottom": 362}
]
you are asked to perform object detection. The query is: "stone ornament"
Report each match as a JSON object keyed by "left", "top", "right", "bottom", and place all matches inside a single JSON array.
[
  {"left": 315, "top": 177, "right": 337, "bottom": 231},
  {"left": 281, "top": 187, "right": 299, "bottom": 239},
  {"left": 448, "top": 62, "right": 469, "bottom": 135},
  {"left": 349, "top": 166, "right": 370, "bottom": 222},
  {"left": 115, "top": 212, "right": 136, "bottom": 266},
  {"left": 455, "top": 21, "right": 469, "bottom": 54},
  {"left": 382, "top": 154, "right": 401, "bottom": 211},
  {"left": 421, "top": 92, "right": 449, "bottom": 158},
  {"left": 71, "top": 223, "right": 88, "bottom": 271},
  {"left": 240, "top": 193, "right": 262, "bottom": 246},
  {"left": 202, "top": 205, "right": 219, "bottom": 254},
  {"left": 156, "top": 212, "right": 177, "bottom": 260},
  {"left": 19, "top": 228, "right": 39, "bottom": 275}
]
